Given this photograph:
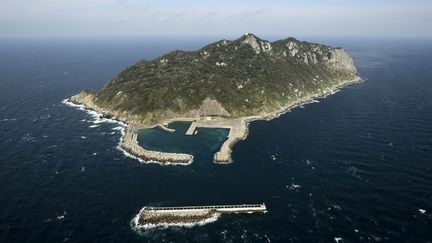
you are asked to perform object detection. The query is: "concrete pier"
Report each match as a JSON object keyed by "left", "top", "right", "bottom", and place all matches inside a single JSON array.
[
  {"left": 145, "top": 203, "right": 267, "bottom": 213},
  {"left": 136, "top": 203, "right": 267, "bottom": 227},
  {"left": 185, "top": 122, "right": 197, "bottom": 135}
]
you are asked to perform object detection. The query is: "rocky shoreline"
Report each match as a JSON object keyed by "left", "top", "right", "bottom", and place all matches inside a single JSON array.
[
  {"left": 213, "top": 76, "right": 363, "bottom": 163},
  {"left": 66, "top": 76, "right": 361, "bottom": 165}
]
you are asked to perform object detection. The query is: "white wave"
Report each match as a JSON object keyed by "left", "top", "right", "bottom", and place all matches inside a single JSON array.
[
  {"left": 56, "top": 211, "right": 67, "bottom": 220},
  {"left": 331, "top": 204, "right": 342, "bottom": 211},
  {"left": 287, "top": 184, "right": 301, "bottom": 191},
  {"left": 22, "top": 133, "right": 36, "bottom": 142},
  {"left": 130, "top": 208, "right": 220, "bottom": 233},
  {"left": 418, "top": 209, "right": 426, "bottom": 214},
  {"left": 62, "top": 98, "right": 127, "bottom": 127},
  {"left": 334, "top": 237, "right": 343, "bottom": 243},
  {"left": 89, "top": 124, "right": 99, "bottom": 128},
  {"left": 330, "top": 89, "right": 341, "bottom": 95},
  {"left": 1, "top": 118, "right": 18, "bottom": 122},
  {"left": 80, "top": 136, "right": 87, "bottom": 139},
  {"left": 62, "top": 99, "right": 85, "bottom": 109}
]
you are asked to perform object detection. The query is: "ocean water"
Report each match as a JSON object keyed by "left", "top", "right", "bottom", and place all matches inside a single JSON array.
[{"left": 0, "top": 37, "right": 431, "bottom": 242}]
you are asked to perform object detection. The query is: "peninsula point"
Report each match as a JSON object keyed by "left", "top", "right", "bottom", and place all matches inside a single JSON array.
[{"left": 68, "top": 33, "right": 360, "bottom": 164}]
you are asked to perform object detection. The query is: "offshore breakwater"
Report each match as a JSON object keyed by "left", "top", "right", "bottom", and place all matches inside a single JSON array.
[{"left": 131, "top": 204, "right": 267, "bottom": 230}]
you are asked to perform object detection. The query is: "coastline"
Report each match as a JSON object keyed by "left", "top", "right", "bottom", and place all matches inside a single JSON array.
[
  {"left": 65, "top": 76, "right": 362, "bottom": 165},
  {"left": 213, "top": 75, "right": 363, "bottom": 163}
]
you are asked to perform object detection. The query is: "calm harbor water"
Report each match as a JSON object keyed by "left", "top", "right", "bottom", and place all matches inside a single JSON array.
[
  {"left": 0, "top": 38, "right": 431, "bottom": 242},
  {"left": 137, "top": 122, "right": 229, "bottom": 163}
]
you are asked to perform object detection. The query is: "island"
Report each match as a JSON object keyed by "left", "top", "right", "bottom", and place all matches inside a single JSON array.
[{"left": 68, "top": 33, "right": 360, "bottom": 165}]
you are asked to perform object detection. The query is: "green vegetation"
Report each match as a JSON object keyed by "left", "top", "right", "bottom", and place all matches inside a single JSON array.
[{"left": 93, "top": 34, "right": 358, "bottom": 123}]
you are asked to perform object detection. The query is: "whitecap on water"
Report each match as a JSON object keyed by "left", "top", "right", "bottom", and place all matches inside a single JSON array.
[
  {"left": 22, "top": 133, "right": 36, "bottom": 142},
  {"left": 56, "top": 211, "right": 67, "bottom": 220},
  {"left": 418, "top": 209, "right": 426, "bottom": 214},
  {"left": 334, "top": 237, "right": 343, "bottom": 243},
  {"left": 1, "top": 118, "right": 18, "bottom": 122},
  {"left": 346, "top": 166, "right": 362, "bottom": 180},
  {"left": 287, "top": 184, "right": 301, "bottom": 191},
  {"left": 62, "top": 98, "right": 127, "bottom": 127},
  {"left": 331, "top": 204, "right": 342, "bottom": 211}
]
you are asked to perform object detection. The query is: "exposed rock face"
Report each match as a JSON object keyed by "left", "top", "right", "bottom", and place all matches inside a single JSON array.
[
  {"left": 328, "top": 48, "right": 357, "bottom": 72},
  {"left": 241, "top": 33, "right": 272, "bottom": 54},
  {"left": 70, "top": 90, "right": 96, "bottom": 106},
  {"left": 198, "top": 98, "right": 230, "bottom": 117}
]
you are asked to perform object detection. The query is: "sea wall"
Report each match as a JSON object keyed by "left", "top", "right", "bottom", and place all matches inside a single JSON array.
[{"left": 120, "top": 128, "right": 193, "bottom": 165}]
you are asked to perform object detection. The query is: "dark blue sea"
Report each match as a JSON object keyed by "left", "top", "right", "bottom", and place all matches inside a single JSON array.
[{"left": 0, "top": 37, "right": 431, "bottom": 243}]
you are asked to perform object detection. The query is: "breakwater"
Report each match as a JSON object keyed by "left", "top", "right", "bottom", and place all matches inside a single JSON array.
[
  {"left": 120, "top": 128, "right": 193, "bottom": 165},
  {"left": 134, "top": 203, "right": 267, "bottom": 228}
]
